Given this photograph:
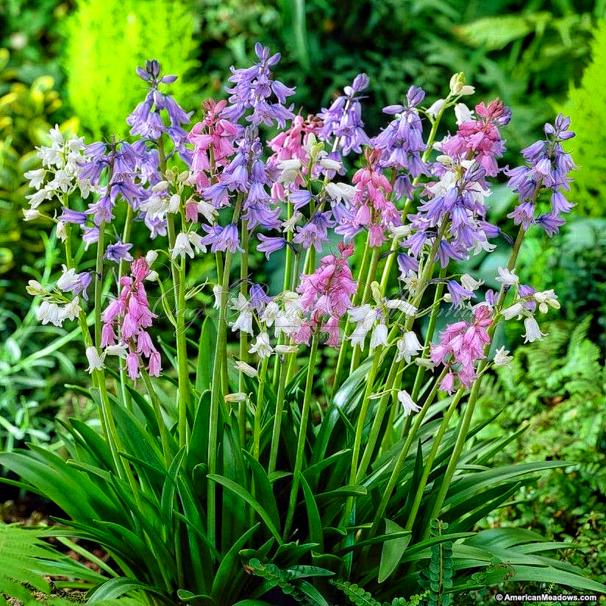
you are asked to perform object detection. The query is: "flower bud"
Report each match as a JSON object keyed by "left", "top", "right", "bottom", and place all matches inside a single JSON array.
[
  {"left": 225, "top": 392, "right": 248, "bottom": 403},
  {"left": 145, "top": 250, "right": 158, "bottom": 265},
  {"left": 56, "top": 221, "right": 67, "bottom": 242},
  {"left": 319, "top": 158, "right": 342, "bottom": 171},
  {"left": 168, "top": 194, "right": 181, "bottom": 214},
  {"left": 26, "top": 280, "right": 45, "bottom": 296},
  {"left": 275, "top": 344, "right": 299, "bottom": 354},
  {"left": 426, "top": 99, "right": 445, "bottom": 119},
  {"left": 23, "top": 209, "right": 42, "bottom": 221},
  {"left": 152, "top": 181, "right": 169, "bottom": 192},
  {"left": 234, "top": 361, "right": 258, "bottom": 378},
  {"left": 449, "top": 73, "right": 474, "bottom": 96},
  {"left": 85, "top": 346, "right": 104, "bottom": 373}
]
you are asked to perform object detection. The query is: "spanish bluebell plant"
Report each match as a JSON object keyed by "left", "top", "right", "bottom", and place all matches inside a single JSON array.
[{"left": 5, "top": 46, "right": 605, "bottom": 605}]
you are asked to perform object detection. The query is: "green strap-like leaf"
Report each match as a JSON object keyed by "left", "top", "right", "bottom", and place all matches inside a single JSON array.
[
  {"left": 378, "top": 519, "right": 412, "bottom": 583},
  {"left": 207, "top": 473, "right": 284, "bottom": 544},
  {"left": 87, "top": 577, "right": 169, "bottom": 603}
]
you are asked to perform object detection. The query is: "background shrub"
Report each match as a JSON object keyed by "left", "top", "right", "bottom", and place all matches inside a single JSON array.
[
  {"left": 562, "top": 19, "right": 606, "bottom": 217},
  {"left": 64, "top": 0, "right": 200, "bottom": 139}
]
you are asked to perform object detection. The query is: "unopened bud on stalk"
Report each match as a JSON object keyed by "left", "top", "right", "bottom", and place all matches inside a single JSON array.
[
  {"left": 26, "top": 280, "right": 46, "bottom": 296},
  {"left": 449, "top": 72, "right": 475, "bottom": 96},
  {"left": 152, "top": 180, "right": 169, "bottom": 192},
  {"left": 225, "top": 392, "right": 248, "bottom": 403},
  {"left": 23, "top": 209, "right": 42, "bottom": 221}
]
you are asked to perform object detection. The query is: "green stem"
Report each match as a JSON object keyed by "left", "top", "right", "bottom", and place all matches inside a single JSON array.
[
  {"left": 140, "top": 368, "right": 172, "bottom": 466},
  {"left": 272, "top": 202, "right": 295, "bottom": 391},
  {"left": 367, "top": 366, "right": 448, "bottom": 539},
  {"left": 239, "top": 221, "right": 250, "bottom": 444},
  {"left": 356, "top": 356, "right": 404, "bottom": 483},
  {"left": 253, "top": 355, "right": 270, "bottom": 459},
  {"left": 409, "top": 267, "right": 447, "bottom": 403},
  {"left": 268, "top": 350, "right": 292, "bottom": 475},
  {"left": 118, "top": 205, "right": 134, "bottom": 411},
  {"left": 208, "top": 197, "right": 243, "bottom": 546},
  {"left": 283, "top": 332, "right": 320, "bottom": 540},
  {"left": 340, "top": 347, "right": 385, "bottom": 527},
  {"left": 350, "top": 247, "right": 381, "bottom": 374},
  {"left": 404, "top": 388, "right": 465, "bottom": 532},
  {"left": 94, "top": 222, "right": 106, "bottom": 349},
  {"left": 158, "top": 134, "right": 190, "bottom": 450},
  {"left": 423, "top": 226, "right": 526, "bottom": 533},
  {"left": 332, "top": 234, "right": 371, "bottom": 398}
]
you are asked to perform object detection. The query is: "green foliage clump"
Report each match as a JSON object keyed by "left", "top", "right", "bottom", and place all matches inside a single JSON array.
[
  {"left": 0, "top": 523, "right": 110, "bottom": 605},
  {"left": 0, "top": 0, "right": 69, "bottom": 70},
  {"left": 193, "top": 0, "right": 601, "bottom": 156},
  {"left": 562, "top": 19, "right": 606, "bottom": 217},
  {"left": 515, "top": 218, "right": 606, "bottom": 352},
  {"left": 0, "top": 234, "right": 90, "bottom": 456},
  {"left": 0, "top": 48, "right": 77, "bottom": 278},
  {"left": 477, "top": 317, "right": 606, "bottom": 584},
  {"left": 64, "top": 0, "right": 200, "bottom": 139}
]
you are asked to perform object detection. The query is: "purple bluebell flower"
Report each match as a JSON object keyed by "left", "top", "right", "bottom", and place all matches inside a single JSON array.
[
  {"left": 318, "top": 74, "right": 371, "bottom": 157},
  {"left": 294, "top": 222, "right": 323, "bottom": 252},
  {"left": 257, "top": 234, "right": 286, "bottom": 259},
  {"left": 204, "top": 183, "right": 230, "bottom": 208},
  {"left": 293, "top": 211, "right": 335, "bottom": 252},
  {"left": 290, "top": 189, "right": 313, "bottom": 211},
  {"left": 208, "top": 128, "right": 280, "bottom": 228},
  {"left": 518, "top": 284, "right": 536, "bottom": 297},
  {"left": 249, "top": 284, "right": 271, "bottom": 310},
  {"left": 397, "top": 254, "right": 419, "bottom": 278},
  {"left": 87, "top": 194, "right": 114, "bottom": 225},
  {"left": 82, "top": 226, "right": 99, "bottom": 249},
  {"left": 78, "top": 150, "right": 108, "bottom": 185},
  {"left": 127, "top": 60, "right": 191, "bottom": 161},
  {"left": 104, "top": 240, "right": 134, "bottom": 263},
  {"left": 436, "top": 239, "right": 465, "bottom": 268},
  {"left": 58, "top": 207, "right": 87, "bottom": 225},
  {"left": 245, "top": 203, "right": 281, "bottom": 229},
  {"left": 536, "top": 213, "right": 565, "bottom": 237},
  {"left": 447, "top": 280, "right": 475, "bottom": 307},
  {"left": 143, "top": 215, "right": 167, "bottom": 239},
  {"left": 222, "top": 43, "right": 295, "bottom": 128},
  {"left": 200, "top": 223, "right": 244, "bottom": 253},
  {"left": 506, "top": 114, "right": 576, "bottom": 237},
  {"left": 373, "top": 86, "right": 427, "bottom": 194},
  {"left": 110, "top": 179, "right": 142, "bottom": 207}
]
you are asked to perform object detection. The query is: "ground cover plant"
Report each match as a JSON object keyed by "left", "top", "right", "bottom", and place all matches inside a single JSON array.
[{"left": 2, "top": 46, "right": 606, "bottom": 605}]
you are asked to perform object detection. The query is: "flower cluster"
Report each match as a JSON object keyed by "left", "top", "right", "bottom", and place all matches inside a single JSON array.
[
  {"left": 22, "top": 50, "right": 576, "bottom": 403},
  {"left": 23, "top": 127, "right": 92, "bottom": 227},
  {"left": 127, "top": 59, "right": 192, "bottom": 162},
  {"left": 506, "top": 114, "right": 576, "bottom": 236},
  {"left": 101, "top": 258, "right": 161, "bottom": 379},
  {"left": 295, "top": 243, "right": 357, "bottom": 346},
  {"left": 430, "top": 304, "right": 492, "bottom": 392}
]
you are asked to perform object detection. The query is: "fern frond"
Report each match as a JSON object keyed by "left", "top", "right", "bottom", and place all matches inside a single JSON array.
[
  {"left": 247, "top": 559, "right": 313, "bottom": 605},
  {"left": 0, "top": 524, "right": 57, "bottom": 603},
  {"left": 329, "top": 579, "right": 382, "bottom": 606}
]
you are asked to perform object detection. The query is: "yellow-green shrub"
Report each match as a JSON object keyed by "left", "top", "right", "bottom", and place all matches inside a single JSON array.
[
  {"left": 562, "top": 20, "right": 606, "bottom": 218},
  {"left": 64, "top": 0, "right": 200, "bottom": 139}
]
